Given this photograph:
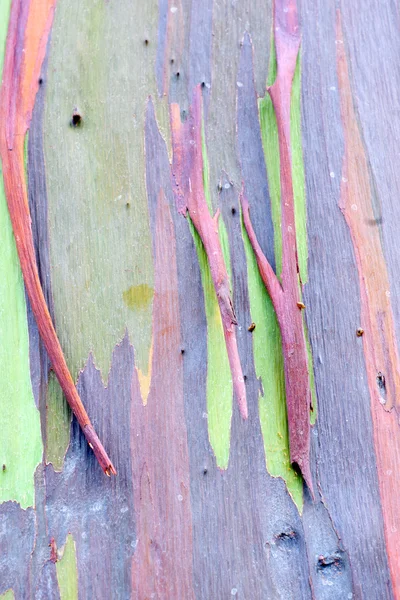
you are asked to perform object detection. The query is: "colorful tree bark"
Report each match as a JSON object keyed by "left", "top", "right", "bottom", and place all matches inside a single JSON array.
[{"left": 0, "top": 0, "right": 399, "bottom": 597}]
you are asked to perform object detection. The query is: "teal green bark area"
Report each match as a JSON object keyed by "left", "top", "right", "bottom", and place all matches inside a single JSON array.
[
  {"left": 0, "top": 0, "right": 43, "bottom": 509},
  {"left": 43, "top": 0, "right": 170, "bottom": 395},
  {"left": 56, "top": 534, "right": 79, "bottom": 600}
]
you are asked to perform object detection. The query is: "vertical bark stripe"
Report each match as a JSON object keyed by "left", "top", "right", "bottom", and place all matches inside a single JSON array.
[
  {"left": 131, "top": 189, "right": 194, "bottom": 599},
  {"left": 337, "top": 11, "right": 400, "bottom": 595}
]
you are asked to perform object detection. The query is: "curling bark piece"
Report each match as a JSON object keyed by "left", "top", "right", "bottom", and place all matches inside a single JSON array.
[
  {"left": 241, "top": 0, "right": 314, "bottom": 495},
  {"left": 171, "top": 85, "right": 248, "bottom": 419},
  {"left": 0, "top": 0, "right": 115, "bottom": 476}
]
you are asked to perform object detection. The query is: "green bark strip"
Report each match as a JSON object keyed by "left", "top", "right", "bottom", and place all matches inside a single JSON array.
[
  {"left": 43, "top": 0, "right": 169, "bottom": 391},
  {"left": 258, "top": 42, "right": 308, "bottom": 283},
  {"left": 242, "top": 34, "right": 317, "bottom": 511},
  {"left": 189, "top": 220, "right": 232, "bottom": 469},
  {"left": 260, "top": 40, "right": 317, "bottom": 422},
  {"left": 43, "top": 0, "right": 171, "bottom": 461},
  {"left": 242, "top": 225, "right": 303, "bottom": 509},
  {"left": 56, "top": 534, "right": 79, "bottom": 600},
  {"left": 0, "top": 0, "right": 42, "bottom": 509},
  {"left": 187, "top": 120, "right": 234, "bottom": 469}
]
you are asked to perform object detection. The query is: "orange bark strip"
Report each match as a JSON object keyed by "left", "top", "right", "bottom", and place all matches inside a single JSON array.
[
  {"left": 131, "top": 190, "right": 194, "bottom": 599},
  {"left": 170, "top": 86, "right": 248, "bottom": 419},
  {"left": 337, "top": 11, "right": 400, "bottom": 595},
  {"left": 0, "top": 0, "right": 115, "bottom": 475},
  {"left": 20, "top": 1, "right": 54, "bottom": 128}
]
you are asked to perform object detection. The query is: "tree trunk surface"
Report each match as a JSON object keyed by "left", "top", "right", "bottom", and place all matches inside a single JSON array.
[{"left": 0, "top": 0, "right": 399, "bottom": 598}]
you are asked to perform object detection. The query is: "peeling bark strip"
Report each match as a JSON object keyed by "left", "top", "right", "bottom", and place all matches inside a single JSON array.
[
  {"left": 0, "top": 0, "right": 115, "bottom": 476},
  {"left": 241, "top": 0, "right": 313, "bottom": 493},
  {"left": 170, "top": 85, "right": 248, "bottom": 419},
  {"left": 336, "top": 11, "right": 400, "bottom": 595}
]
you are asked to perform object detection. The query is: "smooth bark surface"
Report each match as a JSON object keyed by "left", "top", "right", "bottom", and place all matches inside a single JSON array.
[{"left": 0, "top": 0, "right": 399, "bottom": 598}]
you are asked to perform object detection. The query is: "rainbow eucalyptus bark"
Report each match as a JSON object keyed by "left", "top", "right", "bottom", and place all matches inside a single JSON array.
[
  {"left": 171, "top": 86, "right": 248, "bottom": 420},
  {"left": 241, "top": 0, "right": 313, "bottom": 494},
  {"left": 0, "top": 0, "right": 115, "bottom": 476}
]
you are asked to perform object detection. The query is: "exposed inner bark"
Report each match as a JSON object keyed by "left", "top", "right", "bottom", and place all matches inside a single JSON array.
[
  {"left": 171, "top": 87, "right": 248, "bottom": 420},
  {"left": 241, "top": 0, "right": 313, "bottom": 494}
]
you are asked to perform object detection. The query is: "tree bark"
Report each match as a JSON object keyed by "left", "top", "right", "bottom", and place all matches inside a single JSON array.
[{"left": 0, "top": 0, "right": 399, "bottom": 598}]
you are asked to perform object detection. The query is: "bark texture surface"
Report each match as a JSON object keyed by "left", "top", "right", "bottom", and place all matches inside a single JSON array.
[{"left": 0, "top": 0, "right": 398, "bottom": 598}]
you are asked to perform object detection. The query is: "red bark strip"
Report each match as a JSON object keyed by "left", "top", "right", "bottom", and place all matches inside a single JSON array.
[
  {"left": 336, "top": 11, "right": 400, "bottom": 594},
  {"left": 241, "top": 0, "right": 313, "bottom": 493},
  {"left": 0, "top": 0, "right": 115, "bottom": 475},
  {"left": 131, "top": 190, "right": 194, "bottom": 599},
  {"left": 170, "top": 86, "right": 248, "bottom": 419}
]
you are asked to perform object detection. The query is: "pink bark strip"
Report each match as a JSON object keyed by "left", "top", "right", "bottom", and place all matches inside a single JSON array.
[
  {"left": 171, "top": 85, "right": 248, "bottom": 419},
  {"left": 131, "top": 190, "right": 195, "bottom": 599},
  {"left": 241, "top": 0, "right": 313, "bottom": 493},
  {"left": 336, "top": 10, "right": 400, "bottom": 594}
]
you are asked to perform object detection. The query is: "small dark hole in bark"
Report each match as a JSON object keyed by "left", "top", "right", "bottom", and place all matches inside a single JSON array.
[
  {"left": 181, "top": 348, "right": 185, "bottom": 355},
  {"left": 38, "top": 77, "right": 43, "bottom": 85},
  {"left": 317, "top": 553, "right": 343, "bottom": 573},
  {"left": 243, "top": 374, "right": 247, "bottom": 381},
  {"left": 176, "top": 71, "right": 180, "bottom": 78},
  {"left": 231, "top": 206, "right": 236, "bottom": 215},
  {"left": 275, "top": 529, "right": 297, "bottom": 543},
  {"left": 201, "top": 81, "right": 205, "bottom": 87},
  {"left": 2, "top": 464, "right": 5, "bottom": 471},
  {"left": 71, "top": 112, "right": 82, "bottom": 127},
  {"left": 126, "top": 202, "right": 130, "bottom": 208},
  {"left": 203, "top": 468, "right": 208, "bottom": 475},
  {"left": 377, "top": 372, "right": 387, "bottom": 405},
  {"left": 144, "top": 39, "right": 149, "bottom": 45},
  {"left": 377, "top": 371, "right": 386, "bottom": 390},
  {"left": 170, "top": 58, "right": 175, "bottom": 64}
]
